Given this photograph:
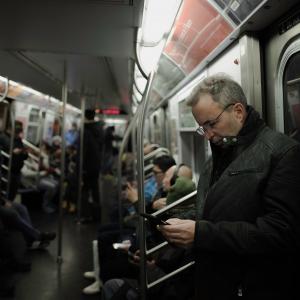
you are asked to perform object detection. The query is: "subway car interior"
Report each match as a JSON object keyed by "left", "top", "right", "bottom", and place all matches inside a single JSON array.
[{"left": 0, "top": 0, "right": 300, "bottom": 299}]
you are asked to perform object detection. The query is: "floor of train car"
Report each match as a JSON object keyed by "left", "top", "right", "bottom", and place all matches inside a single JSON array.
[
  {"left": 2, "top": 176, "right": 118, "bottom": 300},
  {"left": 11, "top": 212, "right": 100, "bottom": 300}
]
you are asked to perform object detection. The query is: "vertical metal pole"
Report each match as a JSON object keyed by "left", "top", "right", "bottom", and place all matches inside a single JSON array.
[
  {"left": 37, "top": 110, "right": 46, "bottom": 185},
  {"left": 57, "top": 61, "right": 68, "bottom": 264},
  {"left": 7, "top": 102, "right": 15, "bottom": 200},
  {"left": 77, "top": 95, "right": 85, "bottom": 222},
  {"left": 131, "top": 121, "right": 137, "bottom": 181},
  {"left": 136, "top": 73, "right": 154, "bottom": 300},
  {"left": 116, "top": 111, "right": 140, "bottom": 231}
]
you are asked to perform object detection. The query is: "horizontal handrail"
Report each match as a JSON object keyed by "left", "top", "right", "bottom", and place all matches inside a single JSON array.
[
  {"left": 0, "top": 151, "right": 10, "bottom": 158},
  {"left": 153, "top": 190, "right": 197, "bottom": 217},
  {"left": 28, "top": 152, "right": 39, "bottom": 162},
  {"left": 144, "top": 163, "right": 153, "bottom": 173},
  {"left": 144, "top": 147, "right": 169, "bottom": 161},
  {"left": 22, "top": 139, "right": 40, "bottom": 153},
  {"left": 147, "top": 260, "right": 195, "bottom": 289},
  {"left": 146, "top": 190, "right": 197, "bottom": 255},
  {"left": 146, "top": 241, "right": 168, "bottom": 256}
]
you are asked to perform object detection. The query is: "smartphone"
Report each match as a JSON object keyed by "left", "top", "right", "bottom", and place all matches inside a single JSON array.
[{"left": 140, "top": 212, "right": 169, "bottom": 225}]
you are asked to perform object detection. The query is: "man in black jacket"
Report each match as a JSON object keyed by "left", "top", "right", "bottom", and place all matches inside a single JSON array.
[
  {"left": 160, "top": 74, "right": 300, "bottom": 299},
  {"left": 81, "top": 109, "right": 104, "bottom": 222}
]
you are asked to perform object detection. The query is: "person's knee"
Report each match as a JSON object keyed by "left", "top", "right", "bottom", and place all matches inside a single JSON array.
[
  {"left": 101, "top": 279, "right": 124, "bottom": 300},
  {"left": 1, "top": 207, "right": 19, "bottom": 222}
]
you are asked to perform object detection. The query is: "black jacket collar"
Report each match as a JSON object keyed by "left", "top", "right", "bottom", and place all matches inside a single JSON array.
[{"left": 210, "top": 106, "right": 265, "bottom": 184}]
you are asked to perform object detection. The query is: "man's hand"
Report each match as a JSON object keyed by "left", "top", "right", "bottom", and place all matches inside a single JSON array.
[
  {"left": 13, "top": 148, "right": 22, "bottom": 154},
  {"left": 152, "top": 197, "right": 166, "bottom": 210},
  {"left": 129, "top": 250, "right": 156, "bottom": 269},
  {"left": 126, "top": 182, "right": 138, "bottom": 204},
  {"left": 159, "top": 218, "right": 195, "bottom": 247}
]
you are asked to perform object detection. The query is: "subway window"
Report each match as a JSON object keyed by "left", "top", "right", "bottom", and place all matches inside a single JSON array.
[{"left": 283, "top": 52, "right": 300, "bottom": 141}]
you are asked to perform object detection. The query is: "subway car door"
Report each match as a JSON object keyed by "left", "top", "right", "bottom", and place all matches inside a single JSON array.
[{"left": 263, "top": 8, "right": 300, "bottom": 138}]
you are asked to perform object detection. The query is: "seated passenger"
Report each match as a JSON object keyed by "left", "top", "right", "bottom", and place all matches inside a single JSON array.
[
  {"left": 0, "top": 199, "right": 56, "bottom": 248},
  {"left": 162, "top": 164, "right": 196, "bottom": 218},
  {"left": 126, "top": 155, "right": 176, "bottom": 213},
  {"left": 21, "top": 141, "right": 59, "bottom": 213},
  {"left": 100, "top": 166, "right": 197, "bottom": 300},
  {"left": 81, "top": 155, "right": 176, "bottom": 295}
]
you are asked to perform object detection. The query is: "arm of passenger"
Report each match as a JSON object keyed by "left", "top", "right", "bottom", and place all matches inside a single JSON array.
[
  {"left": 194, "top": 145, "right": 300, "bottom": 255},
  {"left": 159, "top": 218, "right": 195, "bottom": 247},
  {"left": 126, "top": 183, "right": 138, "bottom": 204},
  {"left": 152, "top": 198, "right": 166, "bottom": 210}
]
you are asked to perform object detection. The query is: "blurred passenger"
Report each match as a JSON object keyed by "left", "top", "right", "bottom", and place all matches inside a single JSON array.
[
  {"left": 117, "top": 165, "right": 195, "bottom": 299},
  {"left": 0, "top": 219, "right": 27, "bottom": 297},
  {"left": 62, "top": 145, "right": 78, "bottom": 213},
  {"left": 0, "top": 199, "right": 56, "bottom": 248},
  {"left": 126, "top": 155, "right": 176, "bottom": 213},
  {"left": 0, "top": 120, "right": 28, "bottom": 201},
  {"left": 65, "top": 121, "right": 79, "bottom": 147},
  {"left": 160, "top": 73, "right": 300, "bottom": 299},
  {"left": 82, "top": 154, "right": 176, "bottom": 295},
  {"left": 20, "top": 141, "right": 59, "bottom": 213},
  {"left": 81, "top": 109, "right": 103, "bottom": 222},
  {"left": 102, "top": 126, "right": 121, "bottom": 175},
  {"left": 37, "top": 138, "right": 61, "bottom": 213},
  {"left": 160, "top": 164, "right": 196, "bottom": 218}
]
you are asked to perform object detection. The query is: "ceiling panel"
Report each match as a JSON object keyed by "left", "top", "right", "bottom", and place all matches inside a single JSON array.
[{"left": 0, "top": 1, "right": 144, "bottom": 110}]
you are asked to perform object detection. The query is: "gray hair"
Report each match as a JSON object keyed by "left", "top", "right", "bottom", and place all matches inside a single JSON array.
[{"left": 186, "top": 73, "right": 247, "bottom": 108}]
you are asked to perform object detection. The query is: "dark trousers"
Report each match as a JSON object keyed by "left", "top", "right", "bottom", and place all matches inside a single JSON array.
[
  {"left": 8, "top": 173, "right": 21, "bottom": 201},
  {"left": 0, "top": 205, "right": 40, "bottom": 242},
  {"left": 97, "top": 224, "right": 137, "bottom": 282},
  {"left": 81, "top": 173, "right": 100, "bottom": 218}
]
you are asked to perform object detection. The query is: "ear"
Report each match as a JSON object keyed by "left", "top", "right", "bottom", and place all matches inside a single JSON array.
[{"left": 233, "top": 103, "right": 246, "bottom": 123}]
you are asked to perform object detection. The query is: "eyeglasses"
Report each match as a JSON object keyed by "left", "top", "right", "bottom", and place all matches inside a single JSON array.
[{"left": 196, "top": 103, "right": 235, "bottom": 136}]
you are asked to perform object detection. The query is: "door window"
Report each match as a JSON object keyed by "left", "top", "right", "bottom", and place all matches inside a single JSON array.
[{"left": 283, "top": 52, "right": 300, "bottom": 141}]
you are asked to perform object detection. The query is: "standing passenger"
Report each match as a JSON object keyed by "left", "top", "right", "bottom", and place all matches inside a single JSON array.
[
  {"left": 81, "top": 109, "right": 104, "bottom": 222},
  {"left": 160, "top": 74, "right": 300, "bottom": 300},
  {"left": 102, "top": 126, "right": 121, "bottom": 175}
]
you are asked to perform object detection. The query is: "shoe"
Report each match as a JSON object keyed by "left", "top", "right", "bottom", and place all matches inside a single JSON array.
[
  {"left": 82, "top": 281, "right": 102, "bottom": 295},
  {"left": 29, "top": 240, "right": 49, "bottom": 250},
  {"left": 39, "top": 232, "right": 56, "bottom": 242},
  {"left": 83, "top": 271, "right": 95, "bottom": 279}
]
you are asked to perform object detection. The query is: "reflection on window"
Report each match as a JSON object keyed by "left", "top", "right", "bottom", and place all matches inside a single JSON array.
[
  {"left": 149, "top": 54, "right": 185, "bottom": 107},
  {"left": 27, "top": 126, "right": 38, "bottom": 145},
  {"left": 29, "top": 108, "right": 40, "bottom": 122},
  {"left": 210, "top": 0, "right": 264, "bottom": 26},
  {"left": 283, "top": 52, "right": 300, "bottom": 142},
  {"left": 179, "top": 100, "right": 196, "bottom": 129}
]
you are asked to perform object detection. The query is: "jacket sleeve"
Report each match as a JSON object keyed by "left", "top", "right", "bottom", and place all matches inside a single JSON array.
[{"left": 195, "top": 145, "right": 300, "bottom": 254}]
